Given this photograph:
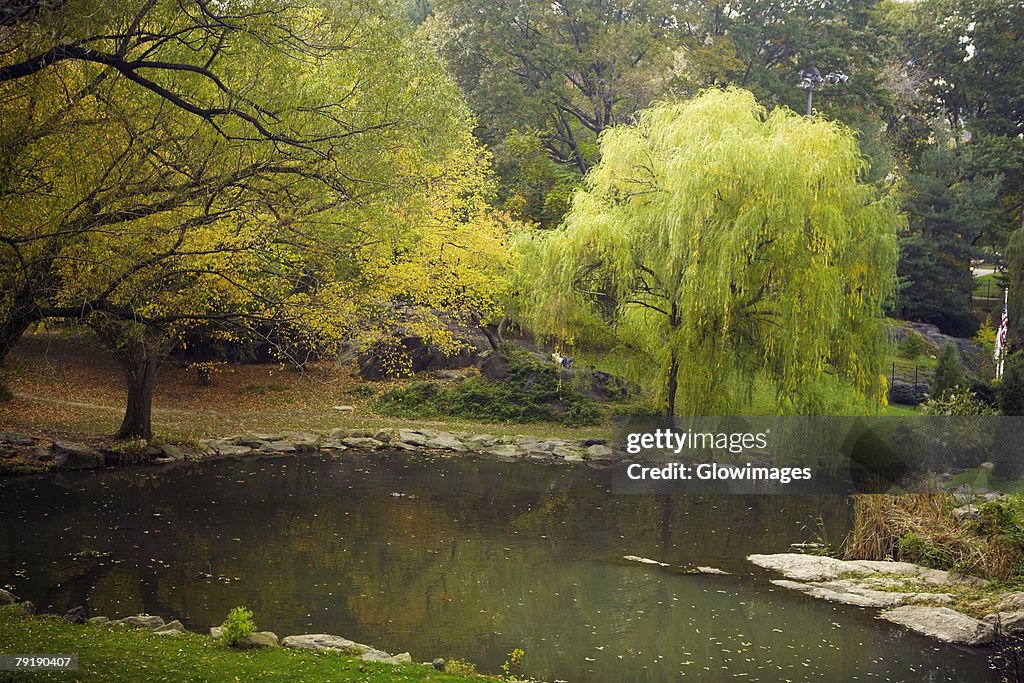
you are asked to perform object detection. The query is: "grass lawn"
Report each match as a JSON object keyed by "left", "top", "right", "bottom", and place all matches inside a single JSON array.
[{"left": 0, "top": 607, "right": 490, "bottom": 683}]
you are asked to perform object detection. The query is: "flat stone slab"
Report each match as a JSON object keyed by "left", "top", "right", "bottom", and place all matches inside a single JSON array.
[
  {"left": 281, "top": 634, "right": 374, "bottom": 655},
  {"left": 879, "top": 606, "right": 995, "bottom": 645},
  {"left": 771, "top": 579, "right": 912, "bottom": 608},
  {"left": 747, "top": 553, "right": 973, "bottom": 584}
]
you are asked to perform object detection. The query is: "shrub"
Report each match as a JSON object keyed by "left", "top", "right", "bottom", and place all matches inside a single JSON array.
[
  {"left": 931, "top": 342, "right": 964, "bottom": 398},
  {"left": 375, "top": 348, "right": 600, "bottom": 426},
  {"left": 444, "top": 659, "right": 478, "bottom": 675},
  {"left": 219, "top": 606, "right": 255, "bottom": 646},
  {"left": 899, "top": 330, "right": 930, "bottom": 359},
  {"left": 921, "top": 389, "right": 997, "bottom": 416},
  {"left": 898, "top": 531, "right": 954, "bottom": 569},
  {"left": 999, "top": 353, "right": 1024, "bottom": 416}
]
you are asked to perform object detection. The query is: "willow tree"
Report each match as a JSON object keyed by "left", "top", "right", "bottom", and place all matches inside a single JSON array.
[{"left": 518, "top": 88, "right": 902, "bottom": 415}]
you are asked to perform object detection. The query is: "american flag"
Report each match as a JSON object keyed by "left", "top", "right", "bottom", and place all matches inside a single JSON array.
[{"left": 996, "top": 290, "right": 1009, "bottom": 378}]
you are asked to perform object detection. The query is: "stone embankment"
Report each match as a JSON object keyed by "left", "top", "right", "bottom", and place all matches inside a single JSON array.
[
  {"left": 0, "top": 428, "right": 621, "bottom": 474},
  {"left": 748, "top": 553, "right": 1024, "bottom": 646}
]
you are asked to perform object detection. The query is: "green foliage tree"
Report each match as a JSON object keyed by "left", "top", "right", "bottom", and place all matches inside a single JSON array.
[
  {"left": 999, "top": 354, "right": 1024, "bottom": 417},
  {"left": 1007, "top": 229, "right": 1024, "bottom": 345},
  {"left": 896, "top": 143, "right": 1001, "bottom": 336},
  {"left": 517, "top": 88, "right": 902, "bottom": 415},
  {"left": 427, "top": 0, "right": 682, "bottom": 226},
  {"left": 1, "top": 0, "right": 515, "bottom": 440},
  {"left": 931, "top": 342, "right": 965, "bottom": 399}
]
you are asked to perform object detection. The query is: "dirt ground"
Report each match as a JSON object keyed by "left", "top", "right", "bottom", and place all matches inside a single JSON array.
[{"left": 0, "top": 331, "right": 604, "bottom": 444}]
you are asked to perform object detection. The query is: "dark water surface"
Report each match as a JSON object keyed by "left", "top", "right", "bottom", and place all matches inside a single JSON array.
[{"left": 0, "top": 452, "right": 998, "bottom": 682}]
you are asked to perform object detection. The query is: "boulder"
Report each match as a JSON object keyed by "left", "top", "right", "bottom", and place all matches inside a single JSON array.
[
  {"left": 425, "top": 432, "right": 467, "bottom": 452},
  {"left": 484, "top": 444, "right": 523, "bottom": 459},
  {"left": 52, "top": 442, "right": 104, "bottom": 469},
  {"left": 770, "top": 579, "right": 913, "bottom": 608},
  {"left": 113, "top": 614, "right": 165, "bottom": 629},
  {"left": 358, "top": 334, "right": 478, "bottom": 381},
  {"left": 478, "top": 350, "right": 510, "bottom": 381},
  {"left": 0, "top": 588, "right": 17, "bottom": 605},
  {"left": 879, "top": 605, "right": 994, "bottom": 645},
  {"left": 209, "top": 626, "right": 222, "bottom": 639},
  {"left": 468, "top": 433, "right": 498, "bottom": 448},
  {"left": 586, "top": 444, "right": 614, "bottom": 460},
  {"left": 984, "top": 611, "right": 1024, "bottom": 634},
  {"left": 153, "top": 620, "right": 185, "bottom": 635},
  {"left": 88, "top": 616, "right": 109, "bottom": 624},
  {"left": 397, "top": 429, "right": 430, "bottom": 446},
  {"left": 281, "top": 634, "right": 372, "bottom": 655},
  {"left": 239, "top": 631, "right": 279, "bottom": 649},
  {"left": 62, "top": 606, "right": 86, "bottom": 624},
  {"left": 341, "top": 437, "right": 384, "bottom": 450}
]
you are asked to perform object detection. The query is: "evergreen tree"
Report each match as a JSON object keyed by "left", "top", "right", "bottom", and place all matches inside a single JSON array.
[{"left": 931, "top": 342, "right": 965, "bottom": 399}]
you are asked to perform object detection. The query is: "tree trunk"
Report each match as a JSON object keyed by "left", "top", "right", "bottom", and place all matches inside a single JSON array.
[
  {"left": 0, "top": 289, "right": 40, "bottom": 366},
  {"left": 666, "top": 302, "right": 679, "bottom": 417},
  {"left": 666, "top": 350, "right": 679, "bottom": 417},
  {"left": 479, "top": 323, "right": 503, "bottom": 351},
  {"left": 92, "top": 318, "right": 167, "bottom": 442},
  {"left": 117, "top": 347, "right": 159, "bottom": 441}
]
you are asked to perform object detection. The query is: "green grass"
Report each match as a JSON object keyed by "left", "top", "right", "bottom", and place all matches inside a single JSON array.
[{"left": 0, "top": 606, "right": 490, "bottom": 683}]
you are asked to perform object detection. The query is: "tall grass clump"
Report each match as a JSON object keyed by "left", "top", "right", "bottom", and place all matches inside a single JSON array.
[{"left": 845, "top": 494, "right": 1024, "bottom": 580}]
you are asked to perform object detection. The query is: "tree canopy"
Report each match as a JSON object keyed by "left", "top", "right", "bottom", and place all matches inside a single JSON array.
[
  {"left": 0, "top": 0, "right": 515, "bottom": 438},
  {"left": 517, "top": 88, "right": 902, "bottom": 415}
]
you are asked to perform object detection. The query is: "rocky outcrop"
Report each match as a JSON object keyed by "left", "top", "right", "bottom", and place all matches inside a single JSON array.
[
  {"left": 750, "top": 552, "right": 1002, "bottom": 646},
  {"left": 879, "top": 606, "right": 995, "bottom": 645},
  {"left": 281, "top": 634, "right": 410, "bottom": 664}
]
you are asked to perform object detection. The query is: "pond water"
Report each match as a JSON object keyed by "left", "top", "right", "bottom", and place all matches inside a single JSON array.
[{"left": 0, "top": 452, "right": 999, "bottom": 682}]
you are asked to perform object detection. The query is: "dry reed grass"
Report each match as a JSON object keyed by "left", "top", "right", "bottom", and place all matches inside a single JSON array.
[{"left": 843, "top": 493, "right": 1024, "bottom": 580}]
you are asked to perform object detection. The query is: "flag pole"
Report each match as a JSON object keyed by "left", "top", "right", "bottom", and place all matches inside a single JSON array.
[{"left": 996, "top": 288, "right": 1008, "bottom": 379}]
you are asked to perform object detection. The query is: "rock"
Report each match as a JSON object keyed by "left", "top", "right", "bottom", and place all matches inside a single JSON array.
[
  {"left": 52, "top": 442, "right": 104, "bottom": 469},
  {"left": 210, "top": 626, "right": 223, "bottom": 639},
  {"left": 998, "top": 593, "right": 1024, "bottom": 612},
  {"left": 62, "top": 606, "right": 86, "bottom": 624},
  {"left": 981, "top": 461, "right": 996, "bottom": 470},
  {"left": 0, "top": 433, "right": 34, "bottom": 446},
  {"left": 113, "top": 614, "right": 165, "bottom": 629},
  {"left": 694, "top": 566, "right": 730, "bottom": 576},
  {"left": 433, "top": 658, "right": 446, "bottom": 671},
  {"left": 984, "top": 611, "right": 1024, "bottom": 634},
  {"left": 553, "top": 446, "right": 585, "bottom": 459},
  {"left": 770, "top": 579, "right": 909, "bottom": 608},
  {"left": 747, "top": 553, "right": 937, "bottom": 583},
  {"left": 281, "top": 634, "right": 373, "bottom": 655},
  {"left": 391, "top": 441, "right": 420, "bottom": 451},
  {"left": 153, "top": 620, "right": 185, "bottom": 635},
  {"left": 214, "top": 444, "right": 252, "bottom": 457},
  {"left": 20, "top": 601, "right": 34, "bottom": 616},
  {"left": 359, "top": 649, "right": 404, "bottom": 663},
  {"left": 259, "top": 442, "right": 296, "bottom": 454},
  {"left": 397, "top": 429, "right": 430, "bottom": 446},
  {"left": 358, "top": 334, "right": 478, "bottom": 380},
  {"left": 484, "top": 444, "right": 523, "bottom": 459},
  {"left": 0, "top": 588, "right": 17, "bottom": 605},
  {"left": 435, "top": 370, "right": 468, "bottom": 380},
  {"left": 333, "top": 405, "right": 355, "bottom": 411},
  {"left": 468, "top": 433, "right": 498, "bottom": 448},
  {"left": 879, "top": 605, "right": 995, "bottom": 645},
  {"left": 953, "top": 504, "right": 979, "bottom": 520},
  {"left": 238, "top": 631, "right": 279, "bottom": 649},
  {"left": 478, "top": 350, "right": 510, "bottom": 381},
  {"left": 88, "top": 616, "right": 109, "bottom": 624},
  {"left": 340, "top": 437, "right": 382, "bottom": 450},
  {"left": 623, "top": 555, "right": 669, "bottom": 567},
  {"left": 586, "top": 444, "right": 614, "bottom": 460},
  {"left": 425, "top": 432, "right": 467, "bottom": 452}
]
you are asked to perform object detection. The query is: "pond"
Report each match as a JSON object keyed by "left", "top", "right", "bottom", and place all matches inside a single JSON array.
[{"left": 0, "top": 452, "right": 999, "bottom": 682}]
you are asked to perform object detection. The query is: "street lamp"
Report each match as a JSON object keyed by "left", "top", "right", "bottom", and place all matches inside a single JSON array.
[{"left": 800, "top": 67, "right": 848, "bottom": 116}]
